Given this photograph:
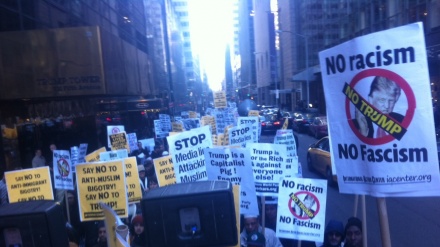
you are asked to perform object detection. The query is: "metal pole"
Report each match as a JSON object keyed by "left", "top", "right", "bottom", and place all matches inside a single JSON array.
[{"left": 305, "top": 36, "right": 309, "bottom": 109}]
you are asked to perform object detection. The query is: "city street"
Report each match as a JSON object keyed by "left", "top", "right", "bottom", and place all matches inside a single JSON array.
[{"left": 260, "top": 131, "right": 440, "bottom": 246}]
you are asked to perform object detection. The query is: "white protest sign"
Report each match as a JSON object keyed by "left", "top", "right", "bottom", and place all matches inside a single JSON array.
[
  {"left": 204, "top": 147, "right": 259, "bottom": 215},
  {"left": 228, "top": 124, "right": 253, "bottom": 148},
  {"left": 274, "top": 129, "right": 297, "bottom": 157},
  {"left": 237, "top": 116, "right": 259, "bottom": 143},
  {"left": 99, "top": 150, "right": 128, "bottom": 161},
  {"left": 71, "top": 146, "right": 79, "bottom": 167},
  {"left": 107, "top": 125, "right": 125, "bottom": 148},
  {"left": 247, "top": 143, "right": 289, "bottom": 196},
  {"left": 78, "top": 143, "right": 88, "bottom": 163},
  {"left": 319, "top": 22, "right": 440, "bottom": 196},
  {"left": 167, "top": 126, "right": 213, "bottom": 183},
  {"left": 277, "top": 177, "right": 327, "bottom": 242},
  {"left": 159, "top": 114, "right": 172, "bottom": 132},
  {"left": 154, "top": 119, "right": 169, "bottom": 138},
  {"left": 53, "top": 150, "right": 74, "bottom": 190},
  {"left": 127, "top": 133, "right": 138, "bottom": 153}
]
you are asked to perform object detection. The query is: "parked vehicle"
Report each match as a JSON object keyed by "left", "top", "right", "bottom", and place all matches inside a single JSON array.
[
  {"left": 307, "top": 136, "right": 337, "bottom": 185},
  {"left": 260, "top": 114, "right": 282, "bottom": 134},
  {"left": 292, "top": 113, "right": 317, "bottom": 133},
  {"left": 308, "top": 116, "right": 328, "bottom": 139}
]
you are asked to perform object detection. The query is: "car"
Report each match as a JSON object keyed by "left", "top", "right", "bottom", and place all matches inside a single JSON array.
[
  {"left": 292, "top": 112, "right": 317, "bottom": 133},
  {"left": 307, "top": 136, "right": 337, "bottom": 185},
  {"left": 308, "top": 116, "right": 328, "bottom": 139},
  {"left": 260, "top": 114, "right": 282, "bottom": 134}
]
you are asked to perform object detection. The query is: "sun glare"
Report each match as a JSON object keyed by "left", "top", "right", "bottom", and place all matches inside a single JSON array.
[{"left": 188, "top": 0, "right": 234, "bottom": 92}]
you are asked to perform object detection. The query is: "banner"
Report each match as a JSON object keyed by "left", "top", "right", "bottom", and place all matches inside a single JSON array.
[
  {"left": 53, "top": 150, "right": 74, "bottom": 190},
  {"left": 76, "top": 160, "right": 128, "bottom": 221},
  {"left": 167, "top": 126, "right": 213, "bottom": 183},
  {"left": 319, "top": 22, "right": 440, "bottom": 196},
  {"left": 277, "top": 177, "right": 327, "bottom": 242},
  {"left": 5, "top": 167, "right": 53, "bottom": 203},
  {"left": 204, "top": 147, "right": 259, "bottom": 215},
  {"left": 247, "top": 143, "right": 288, "bottom": 196}
]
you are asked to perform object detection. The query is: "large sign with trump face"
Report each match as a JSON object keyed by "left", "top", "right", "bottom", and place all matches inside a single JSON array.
[{"left": 319, "top": 22, "right": 440, "bottom": 196}]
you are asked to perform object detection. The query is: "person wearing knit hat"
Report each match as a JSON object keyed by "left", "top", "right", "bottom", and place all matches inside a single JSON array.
[
  {"left": 344, "top": 217, "right": 363, "bottom": 247},
  {"left": 240, "top": 215, "right": 282, "bottom": 247},
  {"left": 321, "top": 219, "right": 344, "bottom": 247},
  {"left": 130, "top": 214, "right": 146, "bottom": 247}
]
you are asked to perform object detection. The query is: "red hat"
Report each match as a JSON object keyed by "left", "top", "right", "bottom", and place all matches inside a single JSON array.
[{"left": 131, "top": 215, "right": 144, "bottom": 225}]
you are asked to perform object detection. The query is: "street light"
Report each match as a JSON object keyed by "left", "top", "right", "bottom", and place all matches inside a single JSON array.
[{"left": 277, "top": 30, "right": 309, "bottom": 109}]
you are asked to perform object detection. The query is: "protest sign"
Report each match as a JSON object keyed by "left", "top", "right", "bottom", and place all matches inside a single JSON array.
[
  {"left": 201, "top": 115, "right": 217, "bottom": 134},
  {"left": 182, "top": 118, "right": 201, "bottom": 131},
  {"left": 274, "top": 129, "right": 298, "bottom": 157},
  {"left": 247, "top": 143, "right": 288, "bottom": 196},
  {"left": 71, "top": 146, "right": 79, "bottom": 167},
  {"left": 78, "top": 143, "right": 88, "bottom": 163},
  {"left": 154, "top": 119, "right": 169, "bottom": 138},
  {"left": 213, "top": 109, "right": 226, "bottom": 134},
  {"left": 127, "top": 133, "right": 138, "bottom": 152},
  {"left": 5, "top": 167, "right": 53, "bottom": 203},
  {"left": 99, "top": 150, "right": 128, "bottom": 161},
  {"left": 53, "top": 150, "right": 74, "bottom": 190},
  {"left": 159, "top": 114, "right": 172, "bottom": 132},
  {"left": 107, "top": 125, "right": 125, "bottom": 148},
  {"left": 277, "top": 177, "right": 327, "bottom": 242},
  {"left": 153, "top": 155, "right": 176, "bottom": 186},
  {"left": 123, "top": 157, "right": 142, "bottom": 203},
  {"left": 228, "top": 124, "right": 253, "bottom": 148},
  {"left": 76, "top": 160, "right": 128, "bottom": 221},
  {"left": 248, "top": 110, "right": 259, "bottom": 117},
  {"left": 237, "top": 116, "right": 259, "bottom": 143},
  {"left": 319, "top": 22, "right": 440, "bottom": 196},
  {"left": 97, "top": 153, "right": 141, "bottom": 203},
  {"left": 167, "top": 125, "right": 213, "bottom": 183},
  {"left": 172, "top": 121, "right": 184, "bottom": 132},
  {"left": 204, "top": 147, "right": 259, "bottom": 215},
  {"left": 110, "top": 131, "right": 129, "bottom": 152},
  {"left": 213, "top": 91, "right": 227, "bottom": 108},
  {"left": 85, "top": 147, "right": 107, "bottom": 162},
  {"left": 188, "top": 111, "right": 198, "bottom": 118}
]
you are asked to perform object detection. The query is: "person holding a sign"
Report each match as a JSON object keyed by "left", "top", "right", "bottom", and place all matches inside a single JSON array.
[
  {"left": 344, "top": 217, "right": 363, "bottom": 247},
  {"left": 240, "top": 215, "right": 282, "bottom": 247},
  {"left": 354, "top": 76, "right": 404, "bottom": 138}
]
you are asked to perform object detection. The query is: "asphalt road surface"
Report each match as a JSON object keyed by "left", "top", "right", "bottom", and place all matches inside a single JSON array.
[{"left": 260, "top": 131, "right": 440, "bottom": 246}]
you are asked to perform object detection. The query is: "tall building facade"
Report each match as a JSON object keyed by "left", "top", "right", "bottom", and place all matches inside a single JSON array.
[
  {"left": 277, "top": 0, "right": 440, "bottom": 113},
  {"left": 237, "top": 0, "right": 258, "bottom": 101},
  {"left": 0, "top": 0, "right": 169, "bottom": 171}
]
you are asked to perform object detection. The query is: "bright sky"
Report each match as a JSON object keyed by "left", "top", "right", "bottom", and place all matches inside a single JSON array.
[{"left": 188, "top": 0, "right": 235, "bottom": 91}]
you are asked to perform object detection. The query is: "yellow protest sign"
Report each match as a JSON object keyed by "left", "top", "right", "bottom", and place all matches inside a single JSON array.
[
  {"left": 85, "top": 147, "right": 107, "bottom": 162},
  {"left": 76, "top": 160, "right": 128, "bottom": 221},
  {"left": 110, "top": 132, "right": 129, "bottom": 152},
  {"left": 123, "top": 157, "right": 142, "bottom": 203},
  {"left": 5, "top": 167, "right": 53, "bottom": 203},
  {"left": 154, "top": 155, "right": 176, "bottom": 186},
  {"left": 213, "top": 91, "right": 227, "bottom": 108},
  {"left": 172, "top": 122, "right": 184, "bottom": 132},
  {"left": 188, "top": 111, "right": 198, "bottom": 118},
  {"left": 248, "top": 110, "right": 259, "bottom": 117},
  {"left": 282, "top": 118, "right": 289, "bottom": 130}
]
